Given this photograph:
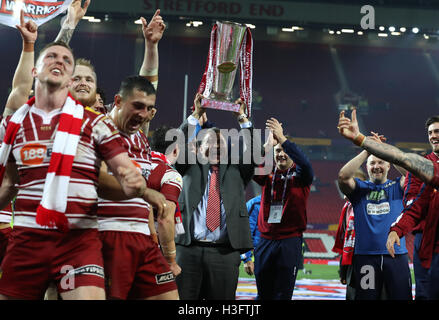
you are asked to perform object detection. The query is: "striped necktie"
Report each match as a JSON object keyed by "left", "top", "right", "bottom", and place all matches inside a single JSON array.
[{"left": 206, "top": 165, "right": 221, "bottom": 231}]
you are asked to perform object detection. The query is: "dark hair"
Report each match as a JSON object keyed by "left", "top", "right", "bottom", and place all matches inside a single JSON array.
[
  {"left": 118, "top": 75, "right": 156, "bottom": 99},
  {"left": 36, "top": 41, "right": 74, "bottom": 64},
  {"left": 96, "top": 87, "right": 106, "bottom": 105},
  {"left": 425, "top": 115, "right": 439, "bottom": 129},
  {"left": 150, "top": 125, "right": 177, "bottom": 155}
]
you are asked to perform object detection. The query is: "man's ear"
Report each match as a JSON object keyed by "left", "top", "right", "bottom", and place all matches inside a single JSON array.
[
  {"left": 114, "top": 94, "right": 122, "bottom": 109},
  {"left": 31, "top": 67, "right": 38, "bottom": 79}
]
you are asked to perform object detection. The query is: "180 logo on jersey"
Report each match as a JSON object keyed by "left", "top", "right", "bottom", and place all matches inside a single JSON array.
[{"left": 20, "top": 143, "right": 51, "bottom": 165}]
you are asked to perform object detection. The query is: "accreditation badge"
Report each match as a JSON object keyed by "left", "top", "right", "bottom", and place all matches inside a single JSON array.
[{"left": 268, "top": 203, "right": 283, "bottom": 224}]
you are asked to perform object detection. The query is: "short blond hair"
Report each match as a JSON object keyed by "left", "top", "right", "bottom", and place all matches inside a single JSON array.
[{"left": 75, "top": 58, "right": 97, "bottom": 82}]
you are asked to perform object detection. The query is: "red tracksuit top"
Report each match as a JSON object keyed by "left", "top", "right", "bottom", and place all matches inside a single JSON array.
[
  {"left": 390, "top": 152, "right": 439, "bottom": 268},
  {"left": 254, "top": 140, "right": 313, "bottom": 240}
]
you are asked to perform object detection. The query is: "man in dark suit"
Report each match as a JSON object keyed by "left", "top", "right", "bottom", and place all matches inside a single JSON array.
[{"left": 174, "top": 93, "right": 257, "bottom": 300}]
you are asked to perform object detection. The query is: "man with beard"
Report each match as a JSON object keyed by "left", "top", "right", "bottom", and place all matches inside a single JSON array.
[
  {"left": 96, "top": 76, "right": 179, "bottom": 300},
  {"left": 337, "top": 131, "right": 412, "bottom": 300},
  {"left": 0, "top": 1, "right": 169, "bottom": 299},
  {"left": 0, "top": 40, "right": 149, "bottom": 300},
  {"left": 54, "top": 3, "right": 176, "bottom": 300},
  {"left": 338, "top": 109, "right": 439, "bottom": 299},
  {"left": 70, "top": 58, "right": 98, "bottom": 108},
  {"left": 55, "top": 1, "right": 164, "bottom": 117}
]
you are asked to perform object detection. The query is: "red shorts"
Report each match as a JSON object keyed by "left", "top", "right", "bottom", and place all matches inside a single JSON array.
[
  {"left": 0, "top": 227, "right": 105, "bottom": 300},
  {"left": 0, "top": 227, "right": 11, "bottom": 265},
  {"left": 100, "top": 231, "right": 177, "bottom": 299}
]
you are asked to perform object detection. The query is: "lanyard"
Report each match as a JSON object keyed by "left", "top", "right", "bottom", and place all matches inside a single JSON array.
[{"left": 270, "top": 167, "right": 292, "bottom": 205}]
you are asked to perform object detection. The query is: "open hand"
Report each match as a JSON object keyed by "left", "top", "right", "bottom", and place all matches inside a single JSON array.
[
  {"left": 65, "top": 0, "right": 91, "bottom": 28},
  {"left": 266, "top": 118, "right": 286, "bottom": 144},
  {"left": 338, "top": 109, "right": 360, "bottom": 141}
]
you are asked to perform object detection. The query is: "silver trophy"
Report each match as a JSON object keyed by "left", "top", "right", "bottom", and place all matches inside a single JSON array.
[{"left": 200, "top": 21, "right": 253, "bottom": 114}]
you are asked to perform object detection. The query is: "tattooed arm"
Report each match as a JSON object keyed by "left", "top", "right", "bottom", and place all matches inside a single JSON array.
[
  {"left": 338, "top": 108, "right": 435, "bottom": 185},
  {"left": 361, "top": 138, "right": 434, "bottom": 184},
  {"left": 54, "top": 0, "right": 90, "bottom": 44}
]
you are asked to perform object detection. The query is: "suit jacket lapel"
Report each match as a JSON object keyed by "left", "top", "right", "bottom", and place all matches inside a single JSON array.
[
  {"left": 219, "top": 164, "right": 227, "bottom": 183},
  {"left": 201, "top": 164, "right": 209, "bottom": 191}
]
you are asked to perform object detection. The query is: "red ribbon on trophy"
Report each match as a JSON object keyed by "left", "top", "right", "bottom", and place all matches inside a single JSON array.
[{"left": 196, "top": 21, "right": 253, "bottom": 117}]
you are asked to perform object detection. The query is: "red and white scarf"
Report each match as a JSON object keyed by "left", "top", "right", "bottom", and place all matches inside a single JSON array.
[
  {"left": 0, "top": 94, "right": 84, "bottom": 232},
  {"left": 332, "top": 201, "right": 355, "bottom": 265}
]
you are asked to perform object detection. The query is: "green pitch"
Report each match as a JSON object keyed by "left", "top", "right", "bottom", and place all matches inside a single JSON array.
[
  {"left": 239, "top": 262, "right": 415, "bottom": 282},
  {"left": 239, "top": 263, "right": 340, "bottom": 280}
]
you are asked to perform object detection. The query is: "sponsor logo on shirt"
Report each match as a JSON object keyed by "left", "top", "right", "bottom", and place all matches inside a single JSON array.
[
  {"left": 366, "top": 202, "right": 390, "bottom": 215},
  {"left": 20, "top": 143, "right": 52, "bottom": 165},
  {"left": 155, "top": 271, "right": 175, "bottom": 284},
  {"left": 366, "top": 189, "right": 387, "bottom": 202}
]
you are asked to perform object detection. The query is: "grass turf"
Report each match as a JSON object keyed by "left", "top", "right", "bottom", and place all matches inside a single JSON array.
[
  {"left": 239, "top": 262, "right": 415, "bottom": 282},
  {"left": 239, "top": 263, "right": 340, "bottom": 280}
]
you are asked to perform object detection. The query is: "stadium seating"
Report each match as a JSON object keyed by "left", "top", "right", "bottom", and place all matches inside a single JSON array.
[
  {"left": 336, "top": 44, "right": 438, "bottom": 142},
  {"left": 307, "top": 160, "right": 345, "bottom": 225}
]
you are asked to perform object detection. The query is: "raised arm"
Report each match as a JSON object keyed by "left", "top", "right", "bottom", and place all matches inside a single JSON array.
[
  {"left": 338, "top": 109, "right": 435, "bottom": 185},
  {"left": 370, "top": 131, "right": 406, "bottom": 188},
  {"left": 54, "top": 0, "right": 90, "bottom": 44},
  {"left": 266, "top": 117, "right": 313, "bottom": 185},
  {"left": 338, "top": 150, "right": 368, "bottom": 196},
  {"left": 138, "top": 9, "right": 164, "bottom": 135},
  {"left": 138, "top": 9, "right": 165, "bottom": 89},
  {"left": 4, "top": 10, "right": 37, "bottom": 116},
  {"left": 233, "top": 98, "right": 258, "bottom": 183}
]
